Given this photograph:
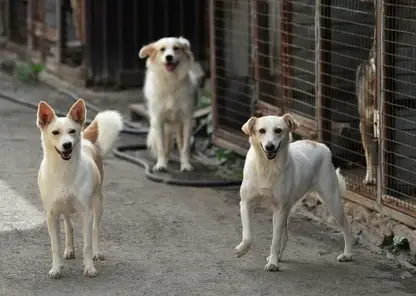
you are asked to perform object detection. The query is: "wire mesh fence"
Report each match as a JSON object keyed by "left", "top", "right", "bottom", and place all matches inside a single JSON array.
[
  {"left": 383, "top": 0, "right": 416, "bottom": 212},
  {"left": 210, "top": 0, "right": 416, "bottom": 223}
]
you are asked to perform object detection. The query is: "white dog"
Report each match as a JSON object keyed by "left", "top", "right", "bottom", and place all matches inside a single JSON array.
[
  {"left": 234, "top": 114, "right": 353, "bottom": 271},
  {"left": 36, "top": 99, "right": 123, "bottom": 279},
  {"left": 139, "top": 36, "right": 197, "bottom": 172}
]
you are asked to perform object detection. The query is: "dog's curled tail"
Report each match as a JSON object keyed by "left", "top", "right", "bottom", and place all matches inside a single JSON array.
[
  {"left": 336, "top": 168, "right": 347, "bottom": 198},
  {"left": 83, "top": 110, "right": 123, "bottom": 155}
]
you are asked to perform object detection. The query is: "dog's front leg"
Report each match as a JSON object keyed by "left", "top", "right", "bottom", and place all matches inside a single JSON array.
[
  {"left": 153, "top": 120, "right": 168, "bottom": 172},
  {"left": 265, "top": 207, "right": 289, "bottom": 271},
  {"left": 82, "top": 209, "right": 97, "bottom": 277},
  {"left": 234, "top": 200, "right": 252, "bottom": 258},
  {"left": 179, "top": 118, "right": 193, "bottom": 172},
  {"left": 46, "top": 212, "right": 63, "bottom": 279}
]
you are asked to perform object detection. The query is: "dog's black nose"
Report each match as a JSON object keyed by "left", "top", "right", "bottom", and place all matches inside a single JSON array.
[
  {"left": 165, "top": 55, "right": 173, "bottom": 62},
  {"left": 265, "top": 143, "right": 275, "bottom": 152},
  {"left": 62, "top": 142, "right": 72, "bottom": 151}
]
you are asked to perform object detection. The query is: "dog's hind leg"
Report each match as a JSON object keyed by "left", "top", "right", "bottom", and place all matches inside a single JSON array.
[
  {"left": 316, "top": 173, "right": 353, "bottom": 262},
  {"left": 82, "top": 209, "right": 98, "bottom": 277},
  {"left": 63, "top": 214, "right": 75, "bottom": 259},
  {"left": 92, "top": 193, "right": 105, "bottom": 261}
]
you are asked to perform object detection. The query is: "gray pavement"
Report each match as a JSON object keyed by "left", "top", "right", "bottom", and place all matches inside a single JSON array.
[{"left": 0, "top": 73, "right": 415, "bottom": 296}]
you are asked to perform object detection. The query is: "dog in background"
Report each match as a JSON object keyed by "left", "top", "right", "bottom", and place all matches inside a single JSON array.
[
  {"left": 37, "top": 99, "right": 123, "bottom": 278},
  {"left": 139, "top": 37, "right": 200, "bottom": 172},
  {"left": 234, "top": 115, "right": 353, "bottom": 271},
  {"left": 356, "top": 25, "right": 376, "bottom": 185}
]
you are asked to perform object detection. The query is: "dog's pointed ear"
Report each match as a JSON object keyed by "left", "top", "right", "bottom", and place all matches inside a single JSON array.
[
  {"left": 282, "top": 113, "right": 299, "bottom": 132},
  {"left": 242, "top": 117, "right": 257, "bottom": 136},
  {"left": 37, "top": 101, "right": 56, "bottom": 128},
  {"left": 138, "top": 43, "right": 155, "bottom": 59},
  {"left": 67, "top": 98, "right": 86, "bottom": 127}
]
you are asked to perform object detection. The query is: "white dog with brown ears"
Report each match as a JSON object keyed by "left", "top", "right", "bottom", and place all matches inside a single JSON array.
[
  {"left": 36, "top": 99, "right": 123, "bottom": 279},
  {"left": 139, "top": 36, "right": 198, "bottom": 172},
  {"left": 234, "top": 114, "right": 353, "bottom": 271}
]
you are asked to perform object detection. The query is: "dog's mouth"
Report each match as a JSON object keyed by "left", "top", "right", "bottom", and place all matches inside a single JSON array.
[
  {"left": 55, "top": 147, "right": 72, "bottom": 160},
  {"left": 262, "top": 143, "right": 280, "bottom": 160},
  {"left": 165, "top": 61, "right": 179, "bottom": 72}
]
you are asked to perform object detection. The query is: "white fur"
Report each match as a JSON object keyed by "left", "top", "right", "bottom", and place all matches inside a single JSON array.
[
  {"left": 37, "top": 102, "right": 122, "bottom": 279},
  {"left": 139, "top": 37, "right": 198, "bottom": 172},
  {"left": 234, "top": 115, "right": 353, "bottom": 271},
  {"left": 94, "top": 111, "right": 124, "bottom": 154}
]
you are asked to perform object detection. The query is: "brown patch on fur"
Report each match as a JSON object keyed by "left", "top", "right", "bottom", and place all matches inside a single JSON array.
[
  {"left": 305, "top": 140, "right": 318, "bottom": 147},
  {"left": 83, "top": 119, "right": 98, "bottom": 145},
  {"left": 83, "top": 141, "right": 104, "bottom": 184}
]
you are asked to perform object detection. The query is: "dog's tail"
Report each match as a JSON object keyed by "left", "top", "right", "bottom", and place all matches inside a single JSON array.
[
  {"left": 83, "top": 111, "right": 123, "bottom": 155},
  {"left": 336, "top": 168, "right": 347, "bottom": 198}
]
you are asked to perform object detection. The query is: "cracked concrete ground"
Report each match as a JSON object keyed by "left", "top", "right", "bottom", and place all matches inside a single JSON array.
[{"left": 0, "top": 73, "right": 415, "bottom": 296}]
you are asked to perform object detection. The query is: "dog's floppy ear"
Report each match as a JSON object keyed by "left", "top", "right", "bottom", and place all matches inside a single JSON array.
[
  {"left": 67, "top": 98, "right": 86, "bottom": 127},
  {"left": 178, "top": 36, "right": 193, "bottom": 60},
  {"left": 242, "top": 117, "right": 257, "bottom": 136},
  {"left": 139, "top": 43, "right": 155, "bottom": 59},
  {"left": 282, "top": 113, "right": 299, "bottom": 132},
  {"left": 37, "top": 101, "right": 56, "bottom": 129}
]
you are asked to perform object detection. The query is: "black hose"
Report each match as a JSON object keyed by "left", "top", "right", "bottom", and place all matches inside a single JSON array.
[{"left": 0, "top": 88, "right": 242, "bottom": 187}]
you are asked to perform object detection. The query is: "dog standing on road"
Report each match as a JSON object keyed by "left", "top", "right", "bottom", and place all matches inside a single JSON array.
[
  {"left": 37, "top": 99, "right": 123, "bottom": 278},
  {"left": 139, "top": 37, "right": 198, "bottom": 172},
  {"left": 234, "top": 115, "right": 353, "bottom": 271}
]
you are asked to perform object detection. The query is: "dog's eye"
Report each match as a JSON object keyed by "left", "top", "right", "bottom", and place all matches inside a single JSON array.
[
  {"left": 259, "top": 128, "right": 266, "bottom": 134},
  {"left": 69, "top": 129, "right": 76, "bottom": 134},
  {"left": 160, "top": 47, "right": 166, "bottom": 52},
  {"left": 173, "top": 46, "right": 179, "bottom": 51},
  {"left": 274, "top": 128, "right": 282, "bottom": 134},
  {"left": 52, "top": 130, "right": 59, "bottom": 135}
]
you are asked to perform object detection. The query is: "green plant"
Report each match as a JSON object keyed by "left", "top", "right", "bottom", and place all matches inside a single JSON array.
[{"left": 17, "top": 63, "right": 44, "bottom": 83}]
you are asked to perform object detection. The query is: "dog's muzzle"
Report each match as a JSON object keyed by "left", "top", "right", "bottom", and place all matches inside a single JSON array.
[
  {"left": 262, "top": 143, "right": 280, "bottom": 160},
  {"left": 55, "top": 147, "right": 73, "bottom": 160}
]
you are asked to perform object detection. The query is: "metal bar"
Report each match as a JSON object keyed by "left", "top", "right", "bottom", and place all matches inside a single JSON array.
[
  {"left": 320, "top": 0, "right": 331, "bottom": 144},
  {"left": 55, "top": 0, "right": 62, "bottom": 64},
  {"left": 102, "top": 0, "right": 108, "bottom": 84},
  {"left": 251, "top": 0, "right": 258, "bottom": 117},
  {"left": 280, "top": 0, "right": 292, "bottom": 113},
  {"left": 375, "top": 0, "right": 384, "bottom": 208},
  {"left": 4, "top": 0, "right": 10, "bottom": 40},
  {"left": 383, "top": 0, "right": 396, "bottom": 201},
  {"left": 27, "top": 0, "right": 34, "bottom": 59},
  {"left": 315, "top": 0, "right": 322, "bottom": 142},
  {"left": 84, "top": 0, "right": 93, "bottom": 85},
  {"left": 209, "top": 0, "right": 219, "bottom": 131}
]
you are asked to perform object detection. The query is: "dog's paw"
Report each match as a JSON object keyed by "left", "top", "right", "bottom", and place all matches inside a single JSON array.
[
  {"left": 93, "top": 252, "right": 105, "bottom": 261},
  {"left": 363, "top": 176, "right": 376, "bottom": 185},
  {"left": 48, "top": 267, "right": 63, "bottom": 279},
  {"left": 153, "top": 163, "right": 167, "bottom": 172},
  {"left": 63, "top": 250, "right": 75, "bottom": 260},
  {"left": 234, "top": 242, "right": 251, "bottom": 258},
  {"left": 83, "top": 266, "right": 98, "bottom": 277},
  {"left": 180, "top": 162, "right": 193, "bottom": 172},
  {"left": 336, "top": 253, "right": 352, "bottom": 262},
  {"left": 264, "top": 262, "right": 279, "bottom": 272}
]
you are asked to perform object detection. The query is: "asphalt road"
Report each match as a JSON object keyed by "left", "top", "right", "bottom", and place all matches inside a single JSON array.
[{"left": 0, "top": 75, "right": 414, "bottom": 296}]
